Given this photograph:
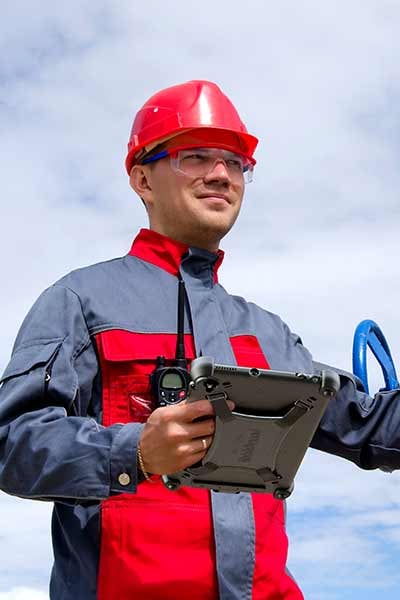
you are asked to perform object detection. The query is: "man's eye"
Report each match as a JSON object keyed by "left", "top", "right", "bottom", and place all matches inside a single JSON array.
[
  {"left": 181, "top": 153, "right": 207, "bottom": 163},
  {"left": 182, "top": 153, "right": 206, "bottom": 160},
  {"left": 227, "top": 159, "right": 243, "bottom": 171}
]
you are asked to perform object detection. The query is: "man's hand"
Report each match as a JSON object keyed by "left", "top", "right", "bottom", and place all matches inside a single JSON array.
[{"left": 138, "top": 399, "right": 233, "bottom": 475}]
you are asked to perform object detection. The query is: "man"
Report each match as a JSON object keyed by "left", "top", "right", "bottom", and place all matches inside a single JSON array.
[{"left": 0, "top": 80, "right": 400, "bottom": 600}]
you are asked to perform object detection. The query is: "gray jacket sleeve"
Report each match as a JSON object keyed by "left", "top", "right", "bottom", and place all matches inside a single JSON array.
[
  {"left": 0, "top": 284, "right": 143, "bottom": 502},
  {"left": 311, "top": 358, "right": 400, "bottom": 472}
]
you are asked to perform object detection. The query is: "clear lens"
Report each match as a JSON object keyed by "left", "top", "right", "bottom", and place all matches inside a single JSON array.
[{"left": 170, "top": 148, "right": 254, "bottom": 184}]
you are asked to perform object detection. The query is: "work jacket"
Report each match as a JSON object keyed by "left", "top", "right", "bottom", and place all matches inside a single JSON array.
[{"left": 1, "top": 229, "right": 400, "bottom": 600}]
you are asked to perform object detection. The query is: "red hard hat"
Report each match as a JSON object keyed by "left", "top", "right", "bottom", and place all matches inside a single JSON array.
[{"left": 125, "top": 80, "right": 258, "bottom": 174}]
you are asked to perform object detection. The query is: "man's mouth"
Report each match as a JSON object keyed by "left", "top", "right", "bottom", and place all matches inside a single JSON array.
[{"left": 197, "top": 193, "right": 231, "bottom": 203}]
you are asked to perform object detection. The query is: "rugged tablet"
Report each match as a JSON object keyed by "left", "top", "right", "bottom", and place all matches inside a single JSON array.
[{"left": 162, "top": 357, "right": 340, "bottom": 498}]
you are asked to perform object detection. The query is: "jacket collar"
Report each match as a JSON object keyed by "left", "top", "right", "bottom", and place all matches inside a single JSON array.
[{"left": 128, "top": 228, "right": 224, "bottom": 282}]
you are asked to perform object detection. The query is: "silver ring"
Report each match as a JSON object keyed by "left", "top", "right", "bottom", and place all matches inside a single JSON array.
[{"left": 201, "top": 438, "right": 207, "bottom": 450}]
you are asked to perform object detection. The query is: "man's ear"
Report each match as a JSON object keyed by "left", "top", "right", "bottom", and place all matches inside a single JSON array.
[{"left": 129, "top": 165, "right": 154, "bottom": 207}]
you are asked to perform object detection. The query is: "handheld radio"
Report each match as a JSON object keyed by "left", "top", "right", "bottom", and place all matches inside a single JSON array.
[{"left": 150, "top": 279, "right": 191, "bottom": 407}]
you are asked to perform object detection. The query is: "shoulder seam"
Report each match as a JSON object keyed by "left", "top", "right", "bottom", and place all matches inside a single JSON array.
[{"left": 51, "top": 284, "right": 91, "bottom": 359}]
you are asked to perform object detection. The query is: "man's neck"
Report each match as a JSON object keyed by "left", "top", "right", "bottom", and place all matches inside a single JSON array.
[{"left": 148, "top": 226, "right": 220, "bottom": 254}]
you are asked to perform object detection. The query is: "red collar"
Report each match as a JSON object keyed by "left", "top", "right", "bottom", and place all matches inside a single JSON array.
[{"left": 128, "top": 229, "right": 224, "bottom": 282}]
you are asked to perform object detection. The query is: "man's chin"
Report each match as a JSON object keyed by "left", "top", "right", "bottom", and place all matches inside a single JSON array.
[{"left": 193, "top": 218, "right": 236, "bottom": 247}]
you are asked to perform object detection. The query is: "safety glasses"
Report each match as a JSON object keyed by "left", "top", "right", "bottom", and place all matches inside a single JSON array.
[{"left": 142, "top": 146, "right": 255, "bottom": 184}]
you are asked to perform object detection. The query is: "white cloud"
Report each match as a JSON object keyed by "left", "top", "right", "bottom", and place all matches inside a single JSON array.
[
  {"left": 0, "top": 589, "right": 47, "bottom": 600},
  {"left": 0, "top": 494, "right": 52, "bottom": 591}
]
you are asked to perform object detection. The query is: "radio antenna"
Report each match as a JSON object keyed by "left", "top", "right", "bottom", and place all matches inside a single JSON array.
[{"left": 175, "top": 278, "right": 186, "bottom": 368}]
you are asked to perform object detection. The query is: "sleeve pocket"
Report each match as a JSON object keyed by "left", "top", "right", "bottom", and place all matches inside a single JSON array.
[
  {"left": 0, "top": 339, "right": 78, "bottom": 414},
  {"left": 1, "top": 340, "right": 62, "bottom": 382}
]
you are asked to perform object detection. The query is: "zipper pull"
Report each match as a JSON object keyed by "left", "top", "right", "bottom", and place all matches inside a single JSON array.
[{"left": 44, "top": 370, "right": 51, "bottom": 394}]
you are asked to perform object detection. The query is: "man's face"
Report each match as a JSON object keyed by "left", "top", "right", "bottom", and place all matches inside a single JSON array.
[{"left": 131, "top": 133, "right": 247, "bottom": 251}]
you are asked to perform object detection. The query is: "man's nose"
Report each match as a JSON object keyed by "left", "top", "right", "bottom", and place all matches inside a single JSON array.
[{"left": 203, "top": 159, "right": 231, "bottom": 183}]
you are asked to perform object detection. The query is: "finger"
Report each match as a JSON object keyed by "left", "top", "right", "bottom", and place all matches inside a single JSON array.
[
  {"left": 178, "top": 399, "right": 216, "bottom": 422},
  {"left": 179, "top": 449, "right": 209, "bottom": 471},
  {"left": 179, "top": 435, "right": 213, "bottom": 456},
  {"left": 198, "top": 436, "right": 212, "bottom": 452},
  {"left": 186, "top": 418, "right": 215, "bottom": 439},
  {"left": 191, "top": 435, "right": 213, "bottom": 454},
  {"left": 151, "top": 400, "right": 213, "bottom": 425},
  {"left": 182, "top": 398, "right": 235, "bottom": 421}
]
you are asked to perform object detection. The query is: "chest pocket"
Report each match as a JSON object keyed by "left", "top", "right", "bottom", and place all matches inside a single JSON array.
[{"left": 96, "top": 330, "right": 196, "bottom": 427}]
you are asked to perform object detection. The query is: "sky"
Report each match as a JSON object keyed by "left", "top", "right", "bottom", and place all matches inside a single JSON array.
[{"left": 1, "top": 0, "right": 400, "bottom": 598}]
